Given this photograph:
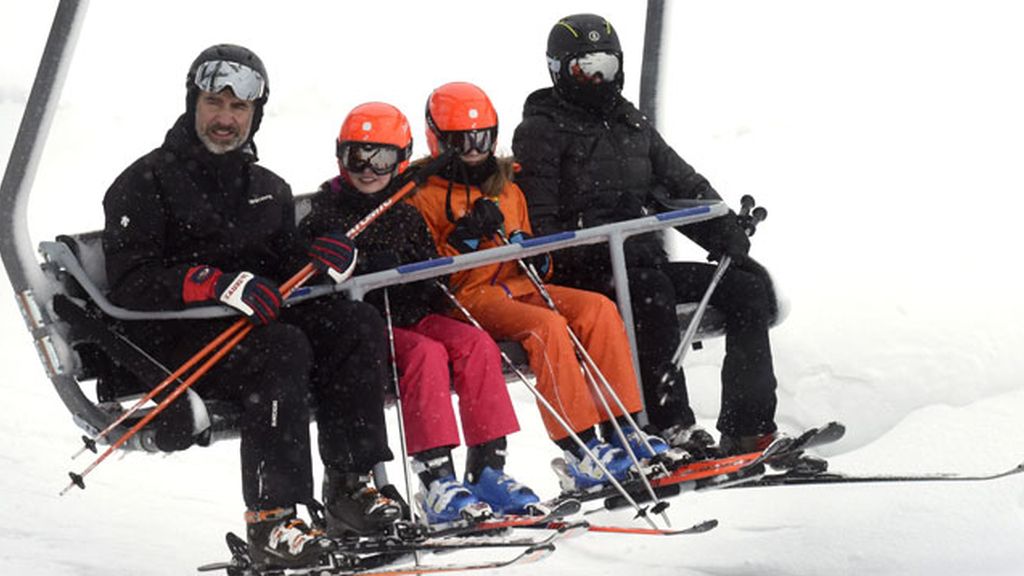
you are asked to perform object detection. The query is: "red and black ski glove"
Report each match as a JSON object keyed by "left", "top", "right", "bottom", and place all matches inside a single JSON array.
[
  {"left": 309, "top": 230, "right": 359, "bottom": 284},
  {"left": 183, "top": 265, "right": 282, "bottom": 326}
]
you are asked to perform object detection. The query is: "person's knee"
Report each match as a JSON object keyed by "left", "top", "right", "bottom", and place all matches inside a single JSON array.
[
  {"left": 242, "top": 323, "right": 313, "bottom": 373},
  {"left": 629, "top": 268, "right": 675, "bottom": 312},
  {"left": 406, "top": 337, "right": 448, "bottom": 367},
  {"left": 721, "top": 270, "right": 774, "bottom": 324},
  {"left": 343, "top": 300, "right": 386, "bottom": 334},
  {"left": 465, "top": 327, "right": 501, "bottom": 358},
  {"left": 591, "top": 292, "right": 623, "bottom": 321},
  {"left": 533, "top": 310, "right": 569, "bottom": 339}
]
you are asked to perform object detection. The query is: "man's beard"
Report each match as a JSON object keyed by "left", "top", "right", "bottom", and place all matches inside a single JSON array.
[{"left": 197, "top": 123, "right": 250, "bottom": 154}]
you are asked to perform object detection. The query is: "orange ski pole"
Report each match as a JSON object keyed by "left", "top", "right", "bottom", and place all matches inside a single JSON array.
[{"left": 62, "top": 149, "right": 453, "bottom": 493}]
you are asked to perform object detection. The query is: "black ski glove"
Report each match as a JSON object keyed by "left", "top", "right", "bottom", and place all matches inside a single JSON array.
[
  {"left": 706, "top": 215, "right": 751, "bottom": 263},
  {"left": 448, "top": 197, "right": 505, "bottom": 253}
]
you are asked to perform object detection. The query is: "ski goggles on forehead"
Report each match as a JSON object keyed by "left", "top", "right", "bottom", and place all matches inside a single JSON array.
[
  {"left": 567, "top": 51, "right": 621, "bottom": 85},
  {"left": 438, "top": 127, "right": 498, "bottom": 155},
  {"left": 337, "top": 142, "right": 406, "bottom": 175},
  {"left": 193, "top": 60, "right": 266, "bottom": 101}
]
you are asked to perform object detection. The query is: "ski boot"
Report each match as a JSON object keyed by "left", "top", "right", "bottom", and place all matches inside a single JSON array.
[
  {"left": 613, "top": 426, "right": 682, "bottom": 459},
  {"left": 555, "top": 438, "right": 633, "bottom": 493},
  {"left": 465, "top": 466, "right": 540, "bottom": 515},
  {"left": 420, "top": 475, "right": 493, "bottom": 524},
  {"left": 720, "top": 432, "right": 828, "bottom": 474},
  {"left": 245, "top": 507, "right": 335, "bottom": 569},
  {"left": 322, "top": 470, "right": 403, "bottom": 538},
  {"left": 662, "top": 423, "right": 717, "bottom": 460}
]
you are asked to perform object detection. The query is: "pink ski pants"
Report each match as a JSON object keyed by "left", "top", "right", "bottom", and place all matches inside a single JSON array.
[{"left": 392, "top": 314, "right": 520, "bottom": 455}]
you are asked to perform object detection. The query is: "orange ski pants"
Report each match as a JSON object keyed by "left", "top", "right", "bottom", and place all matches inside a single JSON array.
[{"left": 457, "top": 284, "right": 642, "bottom": 441}]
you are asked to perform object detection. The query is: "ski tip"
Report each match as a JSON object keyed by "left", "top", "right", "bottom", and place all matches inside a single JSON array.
[
  {"left": 196, "top": 561, "right": 232, "bottom": 572},
  {"left": 691, "top": 518, "right": 719, "bottom": 533},
  {"left": 523, "top": 543, "right": 556, "bottom": 563}
]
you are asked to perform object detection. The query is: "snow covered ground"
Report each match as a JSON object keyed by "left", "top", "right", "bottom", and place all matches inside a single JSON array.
[{"left": 2, "top": 2, "right": 1023, "bottom": 575}]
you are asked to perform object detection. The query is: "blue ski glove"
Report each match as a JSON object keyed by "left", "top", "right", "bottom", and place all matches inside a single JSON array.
[{"left": 508, "top": 230, "right": 551, "bottom": 279}]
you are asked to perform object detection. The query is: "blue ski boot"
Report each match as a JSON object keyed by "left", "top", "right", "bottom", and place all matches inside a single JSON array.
[
  {"left": 465, "top": 466, "right": 540, "bottom": 515},
  {"left": 420, "top": 475, "right": 493, "bottom": 525},
  {"left": 610, "top": 426, "right": 670, "bottom": 460},
  {"left": 557, "top": 439, "right": 633, "bottom": 492}
]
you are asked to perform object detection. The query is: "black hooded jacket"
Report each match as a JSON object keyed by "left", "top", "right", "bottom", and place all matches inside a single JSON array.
[
  {"left": 512, "top": 87, "right": 746, "bottom": 275},
  {"left": 299, "top": 176, "right": 447, "bottom": 327},
  {"left": 103, "top": 113, "right": 306, "bottom": 311}
]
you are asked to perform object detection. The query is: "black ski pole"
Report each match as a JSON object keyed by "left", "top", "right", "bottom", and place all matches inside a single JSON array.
[{"left": 659, "top": 194, "right": 767, "bottom": 403}]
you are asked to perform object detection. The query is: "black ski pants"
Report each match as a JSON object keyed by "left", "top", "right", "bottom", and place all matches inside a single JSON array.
[
  {"left": 560, "top": 258, "right": 779, "bottom": 438},
  {"left": 136, "top": 296, "right": 392, "bottom": 510}
]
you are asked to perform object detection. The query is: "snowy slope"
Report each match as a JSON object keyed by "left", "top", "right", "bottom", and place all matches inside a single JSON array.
[{"left": 2, "top": 2, "right": 1024, "bottom": 575}]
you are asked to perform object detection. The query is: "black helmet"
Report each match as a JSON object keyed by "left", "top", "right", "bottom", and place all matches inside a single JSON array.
[
  {"left": 185, "top": 44, "right": 270, "bottom": 138},
  {"left": 547, "top": 13, "right": 622, "bottom": 62},
  {"left": 546, "top": 14, "right": 624, "bottom": 110}
]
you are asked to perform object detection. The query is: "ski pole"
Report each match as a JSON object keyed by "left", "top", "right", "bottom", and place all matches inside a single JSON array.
[
  {"left": 495, "top": 231, "right": 659, "bottom": 455},
  {"left": 382, "top": 289, "right": 424, "bottom": 569},
  {"left": 63, "top": 151, "right": 455, "bottom": 493},
  {"left": 61, "top": 321, "right": 253, "bottom": 495},
  {"left": 662, "top": 195, "right": 766, "bottom": 395},
  {"left": 496, "top": 232, "right": 670, "bottom": 523},
  {"left": 382, "top": 289, "right": 418, "bottom": 524},
  {"left": 435, "top": 281, "right": 660, "bottom": 529}
]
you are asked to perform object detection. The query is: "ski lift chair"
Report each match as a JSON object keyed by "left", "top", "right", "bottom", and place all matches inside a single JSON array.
[
  {"left": 38, "top": 232, "right": 246, "bottom": 452},
  {"left": 35, "top": 201, "right": 784, "bottom": 455}
]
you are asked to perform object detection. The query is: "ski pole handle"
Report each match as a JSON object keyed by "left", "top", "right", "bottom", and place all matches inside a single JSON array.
[
  {"left": 739, "top": 194, "right": 756, "bottom": 217},
  {"left": 737, "top": 195, "right": 767, "bottom": 236}
]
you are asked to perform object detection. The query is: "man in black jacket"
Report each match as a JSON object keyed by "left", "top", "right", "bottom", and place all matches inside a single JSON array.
[
  {"left": 513, "top": 14, "right": 781, "bottom": 459},
  {"left": 102, "top": 44, "right": 400, "bottom": 568}
]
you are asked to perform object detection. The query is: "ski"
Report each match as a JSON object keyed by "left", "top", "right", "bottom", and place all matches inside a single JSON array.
[
  {"left": 421, "top": 497, "right": 581, "bottom": 539},
  {"left": 342, "top": 519, "right": 588, "bottom": 555},
  {"left": 557, "top": 422, "right": 846, "bottom": 512},
  {"left": 651, "top": 421, "right": 846, "bottom": 487},
  {"left": 331, "top": 543, "right": 553, "bottom": 576},
  {"left": 542, "top": 517, "right": 718, "bottom": 536},
  {"left": 727, "top": 460, "right": 1024, "bottom": 488},
  {"left": 199, "top": 533, "right": 554, "bottom": 576}
]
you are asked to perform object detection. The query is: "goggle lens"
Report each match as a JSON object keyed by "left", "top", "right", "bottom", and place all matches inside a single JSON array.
[
  {"left": 567, "top": 51, "right": 621, "bottom": 85},
  {"left": 339, "top": 143, "right": 402, "bottom": 175},
  {"left": 440, "top": 128, "right": 497, "bottom": 155},
  {"left": 193, "top": 60, "right": 266, "bottom": 101}
]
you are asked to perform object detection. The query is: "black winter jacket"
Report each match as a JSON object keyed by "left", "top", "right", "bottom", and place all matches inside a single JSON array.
[
  {"left": 512, "top": 88, "right": 746, "bottom": 276},
  {"left": 103, "top": 114, "right": 306, "bottom": 312},
  {"left": 299, "top": 177, "right": 447, "bottom": 328}
]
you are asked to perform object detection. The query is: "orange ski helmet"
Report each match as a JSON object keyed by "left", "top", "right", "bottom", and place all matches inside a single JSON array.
[
  {"left": 425, "top": 82, "right": 498, "bottom": 157},
  {"left": 337, "top": 102, "right": 413, "bottom": 174}
]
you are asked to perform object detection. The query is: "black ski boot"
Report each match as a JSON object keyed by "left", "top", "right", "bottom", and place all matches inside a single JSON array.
[
  {"left": 718, "top": 432, "right": 775, "bottom": 455},
  {"left": 720, "top": 432, "right": 828, "bottom": 474},
  {"left": 245, "top": 506, "right": 335, "bottom": 569},
  {"left": 323, "top": 470, "right": 403, "bottom": 538}
]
